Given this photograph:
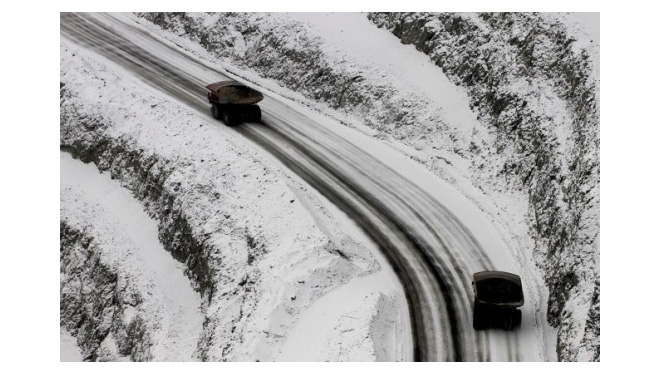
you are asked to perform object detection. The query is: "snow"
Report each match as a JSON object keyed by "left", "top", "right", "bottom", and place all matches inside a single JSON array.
[
  {"left": 255, "top": 93, "right": 553, "bottom": 361},
  {"left": 560, "top": 12, "right": 600, "bottom": 45},
  {"left": 60, "top": 328, "right": 83, "bottom": 362},
  {"left": 60, "top": 151, "right": 204, "bottom": 360},
  {"left": 129, "top": 10, "right": 520, "bottom": 275},
  {"left": 277, "top": 272, "right": 403, "bottom": 361},
  {"left": 280, "top": 13, "right": 478, "bottom": 132},
  {"left": 225, "top": 103, "right": 414, "bottom": 362},
  {"left": 151, "top": 11, "right": 527, "bottom": 278},
  {"left": 269, "top": 195, "right": 412, "bottom": 361},
  {"left": 544, "top": 12, "right": 600, "bottom": 76},
  {"left": 61, "top": 152, "right": 202, "bottom": 323},
  {"left": 59, "top": 11, "right": 596, "bottom": 361},
  {"left": 248, "top": 13, "right": 557, "bottom": 360},
  {"left": 275, "top": 12, "right": 479, "bottom": 146},
  {"left": 60, "top": 19, "right": 407, "bottom": 361}
]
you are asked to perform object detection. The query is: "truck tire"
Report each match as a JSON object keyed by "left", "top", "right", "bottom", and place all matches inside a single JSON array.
[
  {"left": 211, "top": 104, "right": 221, "bottom": 119},
  {"left": 503, "top": 315, "right": 513, "bottom": 330},
  {"left": 512, "top": 309, "right": 522, "bottom": 329},
  {"left": 249, "top": 105, "right": 262, "bottom": 122},
  {"left": 222, "top": 108, "right": 238, "bottom": 126},
  {"left": 503, "top": 310, "right": 521, "bottom": 331},
  {"left": 473, "top": 301, "right": 488, "bottom": 330},
  {"left": 473, "top": 314, "right": 486, "bottom": 330}
]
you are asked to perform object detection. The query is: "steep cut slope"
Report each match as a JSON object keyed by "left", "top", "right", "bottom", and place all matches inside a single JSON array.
[
  {"left": 61, "top": 152, "right": 204, "bottom": 360},
  {"left": 368, "top": 12, "right": 599, "bottom": 361}
]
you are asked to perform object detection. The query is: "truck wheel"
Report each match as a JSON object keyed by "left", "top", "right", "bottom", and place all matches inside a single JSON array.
[
  {"left": 222, "top": 108, "right": 238, "bottom": 126},
  {"left": 503, "top": 310, "right": 520, "bottom": 330},
  {"left": 249, "top": 105, "right": 262, "bottom": 122},
  {"left": 211, "top": 104, "right": 221, "bottom": 119},
  {"left": 473, "top": 314, "right": 486, "bottom": 330},
  {"left": 473, "top": 301, "right": 487, "bottom": 330},
  {"left": 512, "top": 309, "right": 522, "bottom": 329},
  {"left": 503, "top": 315, "right": 513, "bottom": 330}
]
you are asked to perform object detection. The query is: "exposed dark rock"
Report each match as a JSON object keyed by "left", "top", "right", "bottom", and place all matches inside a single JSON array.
[{"left": 60, "top": 222, "right": 152, "bottom": 361}]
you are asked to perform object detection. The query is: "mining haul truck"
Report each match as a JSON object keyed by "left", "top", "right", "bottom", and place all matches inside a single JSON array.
[
  {"left": 472, "top": 271, "right": 524, "bottom": 330},
  {"left": 206, "top": 80, "right": 263, "bottom": 126}
]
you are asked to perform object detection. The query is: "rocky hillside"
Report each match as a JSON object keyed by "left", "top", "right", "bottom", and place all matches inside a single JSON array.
[
  {"left": 367, "top": 12, "right": 600, "bottom": 361},
  {"left": 60, "top": 219, "right": 153, "bottom": 361}
]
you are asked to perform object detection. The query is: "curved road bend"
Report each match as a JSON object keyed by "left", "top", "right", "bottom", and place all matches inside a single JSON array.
[{"left": 60, "top": 12, "right": 532, "bottom": 361}]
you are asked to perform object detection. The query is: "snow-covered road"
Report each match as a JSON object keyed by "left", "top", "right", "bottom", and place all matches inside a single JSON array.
[{"left": 60, "top": 12, "right": 552, "bottom": 361}]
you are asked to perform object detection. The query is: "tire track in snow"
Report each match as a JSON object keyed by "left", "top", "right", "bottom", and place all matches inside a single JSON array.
[
  {"left": 60, "top": 12, "right": 529, "bottom": 361},
  {"left": 239, "top": 121, "right": 482, "bottom": 361},
  {"left": 59, "top": 12, "right": 479, "bottom": 361}
]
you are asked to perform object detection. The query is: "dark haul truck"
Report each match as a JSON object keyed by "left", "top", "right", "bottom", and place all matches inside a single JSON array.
[
  {"left": 206, "top": 80, "right": 263, "bottom": 126},
  {"left": 472, "top": 271, "right": 524, "bottom": 330}
]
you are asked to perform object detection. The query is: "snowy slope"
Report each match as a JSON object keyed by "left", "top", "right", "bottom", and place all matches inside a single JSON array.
[
  {"left": 60, "top": 21, "right": 407, "bottom": 361},
  {"left": 132, "top": 11, "right": 559, "bottom": 361},
  {"left": 61, "top": 11, "right": 598, "bottom": 361},
  {"left": 61, "top": 152, "right": 204, "bottom": 361},
  {"left": 60, "top": 328, "right": 83, "bottom": 362},
  {"left": 368, "top": 12, "right": 599, "bottom": 361}
]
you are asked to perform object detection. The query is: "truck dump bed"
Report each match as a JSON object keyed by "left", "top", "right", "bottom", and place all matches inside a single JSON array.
[
  {"left": 205, "top": 80, "right": 264, "bottom": 105},
  {"left": 473, "top": 271, "right": 524, "bottom": 307}
]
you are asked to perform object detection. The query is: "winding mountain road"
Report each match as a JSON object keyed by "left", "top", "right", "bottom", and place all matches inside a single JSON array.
[{"left": 60, "top": 12, "right": 551, "bottom": 362}]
